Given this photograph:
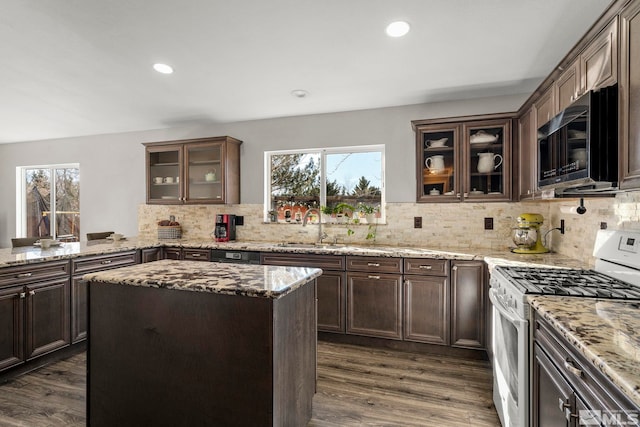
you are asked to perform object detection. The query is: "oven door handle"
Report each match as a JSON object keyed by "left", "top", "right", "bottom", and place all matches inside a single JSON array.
[{"left": 489, "top": 288, "right": 526, "bottom": 326}]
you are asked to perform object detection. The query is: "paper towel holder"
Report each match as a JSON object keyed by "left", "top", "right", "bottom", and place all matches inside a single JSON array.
[{"left": 577, "top": 198, "right": 587, "bottom": 215}]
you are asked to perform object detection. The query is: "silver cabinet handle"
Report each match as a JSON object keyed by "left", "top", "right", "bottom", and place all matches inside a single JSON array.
[
  {"left": 418, "top": 265, "right": 432, "bottom": 270},
  {"left": 19, "top": 292, "right": 26, "bottom": 299},
  {"left": 101, "top": 260, "right": 112, "bottom": 265},
  {"left": 190, "top": 253, "right": 202, "bottom": 257},
  {"left": 367, "top": 262, "right": 380, "bottom": 267},
  {"left": 29, "top": 290, "right": 35, "bottom": 296},
  {"left": 17, "top": 272, "right": 32, "bottom": 278},
  {"left": 452, "top": 266, "right": 458, "bottom": 271},
  {"left": 558, "top": 398, "right": 570, "bottom": 412},
  {"left": 563, "top": 359, "right": 583, "bottom": 378},
  {"left": 367, "top": 275, "right": 380, "bottom": 280}
]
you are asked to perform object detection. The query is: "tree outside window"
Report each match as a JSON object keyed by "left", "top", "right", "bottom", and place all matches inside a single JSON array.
[
  {"left": 266, "top": 146, "right": 384, "bottom": 223},
  {"left": 19, "top": 164, "right": 80, "bottom": 241}
]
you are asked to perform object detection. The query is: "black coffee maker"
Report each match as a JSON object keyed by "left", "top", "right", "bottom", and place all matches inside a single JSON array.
[{"left": 214, "top": 214, "right": 236, "bottom": 242}]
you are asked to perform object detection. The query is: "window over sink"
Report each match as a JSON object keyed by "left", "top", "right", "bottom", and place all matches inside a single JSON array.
[
  {"left": 16, "top": 164, "right": 80, "bottom": 241},
  {"left": 264, "top": 145, "right": 385, "bottom": 223}
]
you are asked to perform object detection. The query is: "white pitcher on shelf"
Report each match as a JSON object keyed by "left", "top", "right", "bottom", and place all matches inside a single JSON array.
[
  {"left": 425, "top": 155, "right": 445, "bottom": 173},
  {"left": 477, "top": 152, "right": 503, "bottom": 173}
]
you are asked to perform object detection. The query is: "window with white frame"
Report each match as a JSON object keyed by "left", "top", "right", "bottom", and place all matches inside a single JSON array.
[
  {"left": 16, "top": 164, "right": 80, "bottom": 241},
  {"left": 265, "top": 145, "right": 384, "bottom": 223}
]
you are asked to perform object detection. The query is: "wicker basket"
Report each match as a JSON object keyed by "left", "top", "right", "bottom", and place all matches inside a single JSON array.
[{"left": 157, "top": 225, "right": 182, "bottom": 239}]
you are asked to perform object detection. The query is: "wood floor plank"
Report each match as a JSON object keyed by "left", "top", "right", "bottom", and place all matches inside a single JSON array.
[{"left": 0, "top": 341, "right": 500, "bottom": 426}]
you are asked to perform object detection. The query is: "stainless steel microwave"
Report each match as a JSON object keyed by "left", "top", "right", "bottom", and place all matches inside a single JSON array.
[{"left": 537, "top": 84, "right": 618, "bottom": 191}]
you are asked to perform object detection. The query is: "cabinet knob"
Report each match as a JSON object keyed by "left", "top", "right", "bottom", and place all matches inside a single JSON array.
[
  {"left": 16, "top": 272, "right": 33, "bottom": 278},
  {"left": 367, "top": 275, "right": 381, "bottom": 280},
  {"left": 452, "top": 266, "right": 458, "bottom": 271},
  {"left": 101, "top": 260, "right": 112, "bottom": 265},
  {"left": 19, "top": 292, "right": 26, "bottom": 299},
  {"left": 29, "top": 290, "right": 35, "bottom": 296}
]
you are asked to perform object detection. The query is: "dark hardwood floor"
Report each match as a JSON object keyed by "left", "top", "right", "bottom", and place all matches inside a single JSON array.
[{"left": 0, "top": 342, "right": 499, "bottom": 426}]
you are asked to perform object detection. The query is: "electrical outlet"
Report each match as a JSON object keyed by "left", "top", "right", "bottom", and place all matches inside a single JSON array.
[
  {"left": 600, "top": 222, "right": 608, "bottom": 230},
  {"left": 484, "top": 217, "right": 494, "bottom": 230},
  {"left": 414, "top": 217, "right": 422, "bottom": 228},
  {"left": 560, "top": 219, "right": 565, "bottom": 234}
]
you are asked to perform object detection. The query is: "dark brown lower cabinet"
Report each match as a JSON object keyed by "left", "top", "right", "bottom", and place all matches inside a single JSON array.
[
  {"left": 0, "top": 277, "right": 70, "bottom": 372},
  {"left": 316, "top": 271, "right": 346, "bottom": 333},
  {"left": 163, "top": 247, "right": 182, "bottom": 260},
  {"left": 71, "top": 251, "right": 138, "bottom": 343},
  {"left": 260, "top": 252, "right": 347, "bottom": 333},
  {"left": 0, "top": 261, "right": 71, "bottom": 373},
  {"left": 404, "top": 276, "right": 449, "bottom": 345},
  {"left": 533, "top": 343, "right": 574, "bottom": 426},
  {"left": 346, "top": 272, "right": 403, "bottom": 340},
  {"left": 182, "top": 248, "right": 212, "bottom": 261},
  {"left": 140, "top": 247, "right": 162, "bottom": 263},
  {"left": 70, "top": 277, "right": 88, "bottom": 343},
  {"left": 533, "top": 312, "right": 640, "bottom": 426},
  {"left": 26, "top": 278, "right": 70, "bottom": 359},
  {"left": 0, "top": 285, "right": 25, "bottom": 371},
  {"left": 451, "top": 261, "right": 485, "bottom": 349}
]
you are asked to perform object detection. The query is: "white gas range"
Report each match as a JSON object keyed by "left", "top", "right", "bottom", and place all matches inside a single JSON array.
[{"left": 489, "top": 229, "right": 640, "bottom": 427}]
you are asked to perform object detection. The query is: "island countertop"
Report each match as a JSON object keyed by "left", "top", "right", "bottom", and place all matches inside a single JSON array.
[
  {"left": 83, "top": 259, "right": 323, "bottom": 299},
  {"left": 529, "top": 296, "right": 640, "bottom": 407}
]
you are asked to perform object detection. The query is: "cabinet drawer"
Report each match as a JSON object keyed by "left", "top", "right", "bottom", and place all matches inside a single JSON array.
[
  {"left": 72, "top": 251, "right": 138, "bottom": 275},
  {"left": 183, "top": 249, "right": 211, "bottom": 261},
  {"left": 403, "top": 258, "right": 449, "bottom": 276},
  {"left": 0, "top": 260, "right": 70, "bottom": 287},
  {"left": 346, "top": 256, "right": 402, "bottom": 274},
  {"left": 261, "top": 253, "right": 345, "bottom": 271}
]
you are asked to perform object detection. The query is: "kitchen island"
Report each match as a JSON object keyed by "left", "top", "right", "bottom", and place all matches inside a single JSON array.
[{"left": 84, "top": 259, "right": 322, "bottom": 427}]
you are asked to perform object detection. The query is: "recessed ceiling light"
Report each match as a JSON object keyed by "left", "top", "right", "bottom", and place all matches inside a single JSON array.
[
  {"left": 291, "top": 89, "right": 309, "bottom": 98},
  {"left": 153, "top": 63, "right": 174, "bottom": 74},
  {"left": 386, "top": 21, "right": 410, "bottom": 37}
]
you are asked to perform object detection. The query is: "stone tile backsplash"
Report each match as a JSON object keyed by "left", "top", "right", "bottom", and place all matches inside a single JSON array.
[{"left": 138, "top": 190, "right": 640, "bottom": 266}]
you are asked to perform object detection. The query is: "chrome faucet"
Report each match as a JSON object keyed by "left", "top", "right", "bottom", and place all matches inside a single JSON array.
[{"left": 302, "top": 208, "right": 328, "bottom": 244}]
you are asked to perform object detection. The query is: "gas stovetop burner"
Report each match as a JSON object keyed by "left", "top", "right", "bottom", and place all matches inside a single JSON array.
[{"left": 494, "top": 266, "right": 640, "bottom": 299}]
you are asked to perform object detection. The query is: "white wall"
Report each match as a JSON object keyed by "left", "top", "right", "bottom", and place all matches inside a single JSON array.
[{"left": 0, "top": 94, "right": 526, "bottom": 248}]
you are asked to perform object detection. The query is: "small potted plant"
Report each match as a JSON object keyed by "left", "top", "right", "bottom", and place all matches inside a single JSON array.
[
  {"left": 358, "top": 203, "right": 379, "bottom": 224},
  {"left": 334, "top": 202, "right": 355, "bottom": 224}
]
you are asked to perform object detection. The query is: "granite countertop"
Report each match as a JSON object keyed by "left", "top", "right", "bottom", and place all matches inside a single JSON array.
[
  {"left": 83, "top": 259, "right": 322, "bottom": 299},
  {"left": 529, "top": 296, "right": 640, "bottom": 407},
  {"left": 0, "top": 237, "right": 585, "bottom": 269}
]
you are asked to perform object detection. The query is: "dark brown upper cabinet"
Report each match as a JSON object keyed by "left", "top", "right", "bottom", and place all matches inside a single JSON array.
[
  {"left": 144, "top": 136, "right": 242, "bottom": 205},
  {"left": 413, "top": 113, "right": 513, "bottom": 202},
  {"left": 620, "top": 0, "right": 640, "bottom": 190}
]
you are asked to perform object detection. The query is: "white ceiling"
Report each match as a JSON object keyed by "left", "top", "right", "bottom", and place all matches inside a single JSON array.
[{"left": 0, "top": 0, "right": 612, "bottom": 144}]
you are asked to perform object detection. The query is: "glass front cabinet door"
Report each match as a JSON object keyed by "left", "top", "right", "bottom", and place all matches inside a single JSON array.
[
  {"left": 145, "top": 136, "right": 242, "bottom": 205},
  {"left": 147, "top": 144, "right": 184, "bottom": 204},
  {"left": 413, "top": 114, "right": 512, "bottom": 202},
  {"left": 416, "top": 124, "right": 460, "bottom": 201},
  {"left": 463, "top": 118, "right": 511, "bottom": 201}
]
